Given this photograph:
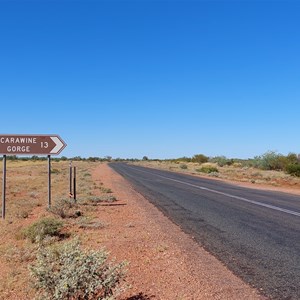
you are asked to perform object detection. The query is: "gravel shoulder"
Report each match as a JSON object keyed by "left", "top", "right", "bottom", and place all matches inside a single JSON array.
[{"left": 93, "top": 163, "right": 266, "bottom": 300}]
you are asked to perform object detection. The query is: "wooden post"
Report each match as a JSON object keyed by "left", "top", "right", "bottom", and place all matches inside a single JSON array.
[
  {"left": 2, "top": 155, "right": 6, "bottom": 219},
  {"left": 73, "top": 166, "right": 76, "bottom": 202},
  {"left": 48, "top": 155, "right": 51, "bottom": 208}
]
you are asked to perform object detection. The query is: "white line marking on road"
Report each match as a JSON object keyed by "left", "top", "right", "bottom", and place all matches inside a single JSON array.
[{"left": 128, "top": 166, "right": 300, "bottom": 218}]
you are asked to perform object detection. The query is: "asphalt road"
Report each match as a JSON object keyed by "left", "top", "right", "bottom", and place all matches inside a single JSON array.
[{"left": 110, "top": 163, "right": 300, "bottom": 300}]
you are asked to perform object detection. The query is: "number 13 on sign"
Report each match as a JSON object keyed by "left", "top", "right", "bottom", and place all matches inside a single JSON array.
[{"left": 41, "top": 142, "right": 49, "bottom": 148}]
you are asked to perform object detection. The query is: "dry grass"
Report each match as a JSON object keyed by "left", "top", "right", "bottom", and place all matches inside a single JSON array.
[
  {"left": 0, "top": 160, "right": 118, "bottom": 299},
  {"left": 131, "top": 160, "right": 300, "bottom": 191},
  {"left": 1, "top": 159, "right": 299, "bottom": 299}
]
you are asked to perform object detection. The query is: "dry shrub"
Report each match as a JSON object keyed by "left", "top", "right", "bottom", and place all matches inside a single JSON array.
[
  {"left": 88, "top": 195, "right": 117, "bottom": 204},
  {"left": 29, "top": 238, "right": 127, "bottom": 300},
  {"left": 49, "top": 198, "right": 81, "bottom": 218},
  {"left": 196, "top": 163, "right": 219, "bottom": 174},
  {"left": 23, "top": 218, "right": 63, "bottom": 243},
  {"left": 286, "top": 164, "right": 300, "bottom": 177}
]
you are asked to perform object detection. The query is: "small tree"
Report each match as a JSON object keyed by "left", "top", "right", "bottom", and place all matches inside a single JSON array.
[
  {"left": 192, "top": 154, "right": 208, "bottom": 164},
  {"left": 286, "top": 164, "right": 300, "bottom": 177},
  {"left": 286, "top": 153, "right": 298, "bottom": 165},
  {"left": 210, "top": 156, "right": 228, "bottom": 167},
  {"left": 253, "top": 151, "right": 286, "bottom": 170}
]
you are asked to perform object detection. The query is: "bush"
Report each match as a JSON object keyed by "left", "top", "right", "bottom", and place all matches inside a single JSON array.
[
  {"left": 192, "top": 154, "right": 209, "bottom": 164},
  {"left": 252, "top": 151, "right": 287, "bottom": 170},
  {"left": 180, "top": 164, "right": 188, "bottom": 169},
  {"left": 23, "top": 218, "right": 63, "bottom": 243},
  {"left": 232, "top": 162, "right": 242, "bottom": 168},
  {"left": 286, "top": 153, "right": 299, "bottom": 165},
  {"left": 100, "top": 187, "right": 113, "bottom": 193},
  {"left": 196, "top": 166, "right": 219, "bottom": 174},
  {"left": 80, "top": 195, "right": 117, "bottom": 206},
  {"left": 174, "top": 156, "right": 192, "bottom": 163},
  {"left": 286, "top": 164, "right": 300, "bottom": 177},
  {"left": 209, "top": 156, "right": 234, "bottom": 167},
  {"left": 49, "top": 198, "right": 79, "bottom": 218},
  {"left": 30, "top": 239, "right": 127, "bottom": 300}
]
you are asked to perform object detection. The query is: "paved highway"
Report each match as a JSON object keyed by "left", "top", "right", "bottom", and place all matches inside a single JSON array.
[{"left": 110, "top": 163, "right": 300, "bottom": 300}]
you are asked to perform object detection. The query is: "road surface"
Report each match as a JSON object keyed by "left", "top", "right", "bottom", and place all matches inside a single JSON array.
[{"left": 110, "top": 163, "right": 300, "bottom": 300}]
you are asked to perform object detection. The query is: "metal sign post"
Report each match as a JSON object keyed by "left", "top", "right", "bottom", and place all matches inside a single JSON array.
[
  {"left": 2, "top": 155, "right": 6, "bottom": 219},
  {"left": 48, "top": 155, "right": 51, "bottom": 208},
  {"left": 73, "top": 166, "right": 76, "bottom": 202},
  {"left": 69, "top": 161, "right": 73, "bottom": 198}
]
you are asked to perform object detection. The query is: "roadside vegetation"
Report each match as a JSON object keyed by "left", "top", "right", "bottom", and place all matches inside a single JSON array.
[
  {"left": 0, "top": 151, "right": 300, "bottom": 298},
  {"left": 160, "top": 151, "right": 300, "bottom": 174},
  {"left": 30, "top": 238, "right": 126, "bottom": 300},
  {"left": 1, "top": 150, "right": 299, "bottom": 184},
  {"left": 132, "top": 151, "right": 300, "bottom": 188},
  {"left": 0, "top": 160, "right": 126, "bottom": 299}
]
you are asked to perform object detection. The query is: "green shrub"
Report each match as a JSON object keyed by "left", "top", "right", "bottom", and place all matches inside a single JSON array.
[
  {"left": 173, "top": 156, "right": 192, "bottom": 163},
  {"left": 286, "top": 164, "right": 300, "bottom": 177},
  {"left": 209, "top": 156, "right": 234, "bottom": 167},
  {"left": 196, "top": 166, "right": 219, "bottom": 174},
  {"left": 100, "top": 187, "right": 113, "bottom": 193},
  {"left": 286, "top": 153, "right": 298, "bottom": 164},
  {"left": 29, "top": 239, "right": 127, "bottom": 300},
  {"left": 180, "top": 164, "right": 188, "bottom": 169},
  {"left": 88, "top": 195, "right": 117, "bottom": 204},
  {"left": 23, "top": 218, "right": 63, "bottom": 243},
  {"left": 49, "top": 198, "right": 79, "bottom": 218},
  {"left": 232, "top": 162, "right": 242, "bottom": 168},
  {"left": 252, "top": 151, "right": 287, "bottom": 170},
  {"left": 192, "top": 154, "right": 209, "bottom": 164},
  {"left": 78, "top": 219, "right": 105, "bottom": 229},
  {"left": 248, "top": 151, "right": 300, "bottom": 171}
]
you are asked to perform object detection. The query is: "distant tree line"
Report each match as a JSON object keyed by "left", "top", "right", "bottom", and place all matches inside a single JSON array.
[
  {"left": 0, "top": 155, "right": 140, "bottom": 162},
  {"left": 1, "top": 151, "right": 300, "bottom": 177},
  {"left": 167, "top": 151, "right": 300, "bottom": 177}
]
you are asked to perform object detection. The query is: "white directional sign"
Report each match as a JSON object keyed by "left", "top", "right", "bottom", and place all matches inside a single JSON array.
[{"left": 0, "top": 134, "right": 67, "bottom": 155}]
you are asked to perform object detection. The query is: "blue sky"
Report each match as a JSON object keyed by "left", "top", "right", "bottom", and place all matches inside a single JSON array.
[{"left": 1, "top": 0, "right": 300, "bottom": 159}]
